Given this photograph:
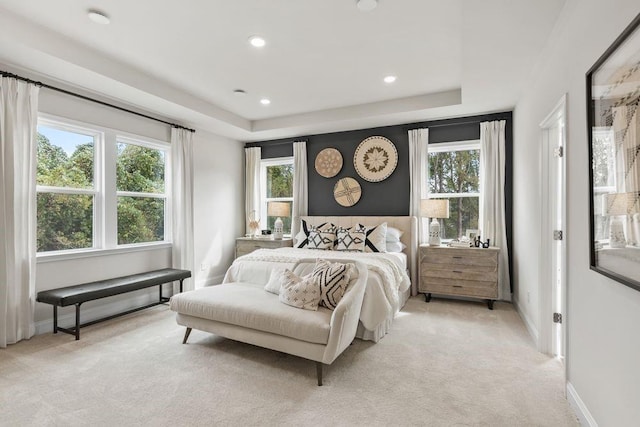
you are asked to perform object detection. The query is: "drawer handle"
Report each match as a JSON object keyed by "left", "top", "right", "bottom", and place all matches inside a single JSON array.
[
  {"left": 452, "top": 256, "right": 463, "bottom": 259},
  {"left": 453, "top": 270, "right": 463, "bottom": 273},
  {"left": 253, "top": 246, "right": 261, "bottom": 249},
  {"left": 453, "top": 285, "right": 463, "bottom": 288}
]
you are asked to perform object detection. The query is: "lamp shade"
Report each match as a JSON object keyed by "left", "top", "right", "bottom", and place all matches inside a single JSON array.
[
  {"left": 268, "top": 201, "right": 290, "bottom": 217},
  {"left": 420, "top": 199, "right": 450, "bottom": 219}
]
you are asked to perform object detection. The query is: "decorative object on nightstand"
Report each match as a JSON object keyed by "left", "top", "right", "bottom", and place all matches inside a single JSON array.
[
  {"left": 421, "top": 199, "right": 450, "bottom": 246},
  {"left": 247, "top": 210, "right": 260, "bottom": 238},
  {"left": 235, "top": 237, "right": 293, "bottom": 259},
  {"left": 419, "top": 244, "right": 500, "bottom": 309},
  {"left": 268, "top": 201, "right": 290, "bottom": 240}
]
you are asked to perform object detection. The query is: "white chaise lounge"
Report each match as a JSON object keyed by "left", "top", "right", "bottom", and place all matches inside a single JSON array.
[{"left": 169, "top": 259, "right": 367, "bottom": 385}]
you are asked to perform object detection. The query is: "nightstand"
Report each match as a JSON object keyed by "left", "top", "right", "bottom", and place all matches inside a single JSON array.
[
  {"left": 235, "top": 237, "right": 293, "bottom": 259},
  {"left": 419, "top": 244, "right": 499, "bottom": 309}
]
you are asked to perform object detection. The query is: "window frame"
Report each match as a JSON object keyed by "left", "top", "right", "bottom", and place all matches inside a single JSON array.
[
  {"left": 259, "top": 156, "right": 294, "bottom": 235},
  {"left": 428, "top": 139, "right": 481, "bottom": 241},
  {"left": 36, "top": 114, "right": 171, "bottom": 261}
]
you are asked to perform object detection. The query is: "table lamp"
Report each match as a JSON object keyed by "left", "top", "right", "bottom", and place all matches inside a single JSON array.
[
  {"left": 421, "top": 199, "right": 450, "bottom": 246},
  {"left": 268, "top": 201, "right": 290, "bottom": 240}
]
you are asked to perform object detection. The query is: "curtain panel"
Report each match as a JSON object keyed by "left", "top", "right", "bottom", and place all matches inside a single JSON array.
[
  {"left": 245, "top": 147, "right": 261, "bottom": 235},
  {"left": 171, "top": 128, "right": 195, "bottom": 291},
  {"left": 480, "top": 120, "right": 511, "bottom": 300},
  {"left": 408, "top": 128, "right": 429, "bottom": 295},
  {"left": 292, "top": 141, "right": 308, "bottom": 238},
  {"left": 0, "top": 77, "right": 40, "bottom": 347}
]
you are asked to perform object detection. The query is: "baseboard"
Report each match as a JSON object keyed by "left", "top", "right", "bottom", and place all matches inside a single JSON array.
[
  {"left": 567, "top": 381, "right": 598, "bottom": 427},
  {"left": 35, "top": 290, "right": 164, "bottom": 336},
  {"left": 513, "top": 297, "right": 539, "bottom": 345}
]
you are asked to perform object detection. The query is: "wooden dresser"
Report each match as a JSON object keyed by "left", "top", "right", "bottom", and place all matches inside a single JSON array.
[
  {"left": 235, "top": 237, "right": 293, "bottom": 259},
  {"left": 419, "top": 245, "right": 499, "bottom": 309}
]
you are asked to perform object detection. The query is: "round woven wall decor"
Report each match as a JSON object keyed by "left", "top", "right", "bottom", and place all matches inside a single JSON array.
[
  {"left": 333, "top": 177, "right": 362, "bottom": 207},
  {"left": 353, "top": 136, "right": 398, "bottom": 182},
  {"left": 315, "top": 147, "right": 343, "bottom": 178}
]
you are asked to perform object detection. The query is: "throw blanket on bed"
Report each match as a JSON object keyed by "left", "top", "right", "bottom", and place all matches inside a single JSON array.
[{"left": 229, "top": 247, "right": 410, "bottom": 309}]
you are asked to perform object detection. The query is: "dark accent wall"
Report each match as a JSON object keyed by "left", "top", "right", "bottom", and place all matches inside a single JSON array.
[{"left": 247, "top": 111, "right": 514, "bottom": 291}]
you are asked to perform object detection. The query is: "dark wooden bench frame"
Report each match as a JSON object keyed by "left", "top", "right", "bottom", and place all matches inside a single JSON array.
[{"left": 36, "top": 268, "right": 191, "bottom": 340}]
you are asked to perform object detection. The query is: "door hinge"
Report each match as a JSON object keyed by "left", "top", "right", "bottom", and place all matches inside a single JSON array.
[
  {"left": 554, "top": 146, "right": 564, "bottom": 158},
  {"left": 553, "top": 230, "right": 563, "bottom": 240},
  {"left": 553, "top": 312, "right": 562, "bottom": 324}
]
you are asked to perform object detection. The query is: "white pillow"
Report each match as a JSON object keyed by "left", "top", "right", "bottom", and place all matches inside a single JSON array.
[
  {"left": 279, "top": 269, "right": 321, "bottom": 311},
  {"left": 386, "top": 226, "right": 404, "bottom": 242},
  {"left": 264, "top": 268, "right": 286, "bottom": 294},
  {"left": 385, "top": 241, "right": 407, "bottom": 253},
  {"left": 357, "top": 222, "right": 387, "bottom": 253},
  {"left": 336, "top": 226, "right": 366, "bottom": 252}
]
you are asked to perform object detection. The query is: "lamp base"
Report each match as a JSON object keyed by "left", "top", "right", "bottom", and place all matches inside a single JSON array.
[
  {"left": 273, "top": 217, "right": 283, "bottom": 240},
  {"left": 428, "top": 218, "right": 441, "bottom": 246},
  {"left": 609, "top": 216, "right": 626, "bottom": 248}
]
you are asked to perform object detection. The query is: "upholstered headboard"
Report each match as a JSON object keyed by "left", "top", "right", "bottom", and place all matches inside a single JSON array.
[{"left": 299, "top": 216, "right": 418, "bottom": 294}]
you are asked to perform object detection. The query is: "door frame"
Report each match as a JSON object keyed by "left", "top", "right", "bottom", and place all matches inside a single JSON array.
[{"left": 538, "top": 94, "right": 568, "bottom": 360}]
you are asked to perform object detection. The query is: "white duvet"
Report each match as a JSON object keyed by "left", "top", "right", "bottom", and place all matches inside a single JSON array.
[{"left": 223, "top": 247, "right": 411, "bottom": 342}]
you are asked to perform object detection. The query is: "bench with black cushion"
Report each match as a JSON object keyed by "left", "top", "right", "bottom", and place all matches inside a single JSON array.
[{"left": 36, "top": 268, "right": 191, "bottom": 340}]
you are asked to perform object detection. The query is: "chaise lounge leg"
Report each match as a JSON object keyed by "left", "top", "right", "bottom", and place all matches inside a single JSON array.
[
  {"left": 182, "top": 327, "right": 192, "bottom": 344},
  {"left": 316, "top": 362, "right": 323, "bottom": 386}
]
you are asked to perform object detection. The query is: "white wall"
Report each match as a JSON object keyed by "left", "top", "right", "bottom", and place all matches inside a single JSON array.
[
  {"left": 29, "top": 84, "right": 243, "bottom": 332},
  {"left": 513, "top": 1, "right": 640, "bottom": 425}
]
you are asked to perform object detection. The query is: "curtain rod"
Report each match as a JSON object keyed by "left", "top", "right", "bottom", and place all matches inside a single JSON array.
[{"left": 1, "top": 70, "right": 195, "bottom": 133}]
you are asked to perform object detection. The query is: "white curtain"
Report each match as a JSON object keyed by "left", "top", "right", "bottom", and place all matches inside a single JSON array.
[
  {"left": 171, "top": 128, "right": 195, "bottom": 291},
  {"left": 408, "top": 128, "right": 429, "bottom": 295},
  {"left": 291, "top": 141, "right": 308, "bottom": 238},
  {"left": 245, "top": 147, "right": 261, "bottom": 234},
  {"left": 0, "top": 77, "right": 39, "bottom": 347},
  {"left": 480, "top": 120, "right": 511, "bottom": 301},
  {"left": 409, "top": 128, "right": 429, "bottom": 240}
]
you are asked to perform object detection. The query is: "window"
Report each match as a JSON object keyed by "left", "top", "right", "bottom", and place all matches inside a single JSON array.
[
  {"left": 36, "top": 116, "right": 170, "bottom": 254},
  {"left": 428, "top": 140, "right": 480, "bottom": 240},
  {"left": 260, "top": 157, "right": 294, "bottom": 235}
]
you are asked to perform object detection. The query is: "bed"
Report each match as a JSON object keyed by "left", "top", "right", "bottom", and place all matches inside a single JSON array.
[{"left": 223, "top": 215, "right": 417, "bottom": 342}]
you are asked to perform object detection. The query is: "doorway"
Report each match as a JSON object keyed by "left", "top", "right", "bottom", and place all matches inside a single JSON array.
[{"left": 539, "top": 94, "right": 567, "bottom": 360}]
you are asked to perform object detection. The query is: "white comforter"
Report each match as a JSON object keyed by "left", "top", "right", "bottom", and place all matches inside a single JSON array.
[{"left": 223, "top": 247, "right": 411, "bottom": 342}]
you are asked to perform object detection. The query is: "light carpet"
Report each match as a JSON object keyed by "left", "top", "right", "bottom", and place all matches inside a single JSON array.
[{"left": 0, "top": 297, "right": 579, "bottom": 426}]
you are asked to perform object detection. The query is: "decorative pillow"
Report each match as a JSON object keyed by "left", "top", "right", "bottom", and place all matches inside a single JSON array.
[
  {"left": 312, "top": 259, "right": 352, "bottom": 310},
  {"left": 294, "top": 219, "right": 332, "bottom": 248},
  {"left": 336, "top": 226, "right": 366, "bottom": 252},
  {"left": 264, "top": 268, "right": 286, "bottom": 295},
  {"left": 385, "top": 241, "right": 407, "bottom": 253},
  {"left": 307, "top": 225, "right": 337, "bottom": 250},
  {"left": 278, "top": 269, "right": 321, "bottom": 311},
  {"left": 357, "top": 222, "right": 387, "bottom": 253},
  {"left": 386, "top": 226, "right": 404, "bottom": 242}
]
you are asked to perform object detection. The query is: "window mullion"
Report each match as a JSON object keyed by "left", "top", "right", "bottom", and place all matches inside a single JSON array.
[{"left": 103, "top": 130, "right": 118, "bottom": 248}]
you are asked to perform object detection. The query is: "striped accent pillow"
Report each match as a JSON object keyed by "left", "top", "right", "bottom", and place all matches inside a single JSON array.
[{"left": 312, "top": 259, "right": 352, "bottom": 310}]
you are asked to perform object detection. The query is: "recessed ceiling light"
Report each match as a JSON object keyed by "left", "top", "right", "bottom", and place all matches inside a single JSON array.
[
  {"left": 384, "top": 75, "right": 397, "bottom": 84},
  {"left": 88, "top": 10, "right": 110, "bottom": 25},
  {"left": 248, "top": 36, "right": 266, "bottom": 48},
  {"left": 260, "top": 98, "right": 271, "bottom": 105},
  {"left": 357, "top": 0, "right": 378, "bottom": 12},
  {"left": 233, "top": 89, "right": 247, "bottom": 96}
]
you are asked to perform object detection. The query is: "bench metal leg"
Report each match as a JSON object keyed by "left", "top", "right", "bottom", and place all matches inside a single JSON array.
[
  {"left": 179, "top": 279, "right": 184, "bottom": 293},
  {"left": 182, "top": 327, "right": 192, "bottom": 344},
  {"left": 316, "top": 362, "right": 323, "bottom": 386},
  {"left": 53, "top": 305, "right": 58, "bottom": 333},
  {"left": 74, "top": 304, "right": 81, "bottom": 340}
]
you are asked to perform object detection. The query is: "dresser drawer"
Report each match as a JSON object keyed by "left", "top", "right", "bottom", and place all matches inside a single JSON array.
[
  {"left": 420, "top": 277, "right": 498, "bottom": 299},
  {"left": 235, "top": 238, "right": 293, "bottom": 259},
  {"left": 420, "top": 265, "right": 498, "bottom": 282},
  {"left": 421, "top": 249, "right": 497, "bottom": 269}
]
